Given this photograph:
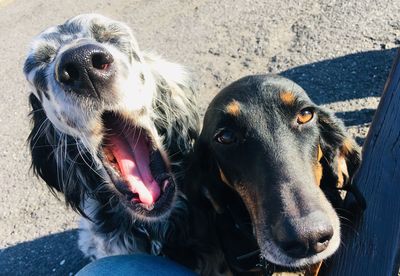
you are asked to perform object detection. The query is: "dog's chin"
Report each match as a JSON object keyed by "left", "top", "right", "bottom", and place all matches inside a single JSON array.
[
  {"left": 99, "top": 110, "right": 177, "bottom": 220},
  {"left": 108, "top": 173, "right": 177, "bottom": 221},
  {"left": 259, "top": 230, "right": 341, "bottom": 269}
]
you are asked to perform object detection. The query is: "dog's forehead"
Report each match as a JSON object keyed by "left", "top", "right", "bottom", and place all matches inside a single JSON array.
[
  {"left": 28, "top": 14, "right": 129, "bottom": 55},
  {"left": 24, "top": 14, "right": 135, "bottom": 80},
  {"left": 202, "top": 75, "right": 316, "bottom": 137},
  {"left": 211, "top": 75, "right": 313, "bottom": 113},
  {"left": 58, "top": 14, "right": 131, "bottom": 39}
]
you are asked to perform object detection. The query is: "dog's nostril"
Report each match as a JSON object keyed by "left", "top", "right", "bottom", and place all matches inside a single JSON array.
[
  {"left": 318, "top": 235, "right": 331, "bottom": 245},
  {"left": 278, "top": 224, "right": 334, "bottom": 257},
  {"left": 282, "top": 241, "right": 309, "bottom": 258},
  {"left": 311, "top": 231, "right": 333, "bottom": 254},
  {"left": 314, "top": 239, "right": 330, "bottom": 253},
  {"left": 59, "top": 63, "right": 80, "bottom": 83},
  {"left": 92, "top": 53, "right": 113, "bottom": 70}
]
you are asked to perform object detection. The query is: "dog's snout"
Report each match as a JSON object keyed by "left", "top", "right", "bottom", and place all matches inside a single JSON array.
[
  {"left": 280, "top": 225, "right": 333, "bottom": 258},
  {"left": 273, "top": 211, "right": 334, "bottom": 258},
  {"left": 56, "top": 44, "right": 114, "bottom": 96}
]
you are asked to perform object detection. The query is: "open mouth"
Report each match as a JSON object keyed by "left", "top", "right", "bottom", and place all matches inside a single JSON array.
[{"left": 100, "top": 111, "right": 176, "bottom": 216}]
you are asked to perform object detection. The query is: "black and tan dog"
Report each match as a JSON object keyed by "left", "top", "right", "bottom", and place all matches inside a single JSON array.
[{"left": 188, "top": 75, "right": 365, "bottom": 275}]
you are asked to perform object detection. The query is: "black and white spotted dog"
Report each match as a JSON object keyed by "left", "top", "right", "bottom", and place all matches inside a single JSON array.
[{"left": 24, "top": 14, "right": 203, "bottom": 265}]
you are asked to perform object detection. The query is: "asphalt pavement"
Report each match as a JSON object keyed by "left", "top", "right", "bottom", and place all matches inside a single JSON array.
[{"left": 0, "top": 0, "right": 398, "bottom": 274}]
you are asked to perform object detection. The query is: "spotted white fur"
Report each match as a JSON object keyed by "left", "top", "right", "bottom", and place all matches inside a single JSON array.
[{"left": 24, "top": 14, "right": 205, "bottom": 270}]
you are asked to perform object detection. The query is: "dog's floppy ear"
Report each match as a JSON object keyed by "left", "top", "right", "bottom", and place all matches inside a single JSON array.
[
  {"left": 317, "top": 108, "right": 365, "bottom": 209},
  {"left": 147, "top": 54, "right": 200, "bottom": 162},
  {"left": 28, "top": 93, "right": 86, "bottom": 214},
  {"left": 188, "top": 137, "right": 226, "bottom": 214},
  {"left": 28, "top": 93, "right": 62, "bottom": 192}
]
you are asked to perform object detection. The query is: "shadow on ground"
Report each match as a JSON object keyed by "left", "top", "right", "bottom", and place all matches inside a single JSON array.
[
  {"left": 281, "top": 48, "right": 397, "bottom": 105},
  {"left": 281, "top": 48, "right": 397, "bottom": 145},
  {"left": 1, "top": 49, "right": 397, "bottom": 275},
  {"left": 0, "top": 230, "right": 89, "bottom": 276}
]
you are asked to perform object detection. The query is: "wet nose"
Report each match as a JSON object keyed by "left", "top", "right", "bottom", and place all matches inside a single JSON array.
[
  {"left": 56, "top": 44, "right": 114, "bottom": 97},
  {"left": 274, "top": 211, "right": 334, "bottom": 258}
]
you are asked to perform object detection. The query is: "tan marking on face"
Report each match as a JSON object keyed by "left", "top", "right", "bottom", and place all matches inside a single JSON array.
[
  {"left": 304, "top": 261, "right": 323, "bottom": 276},
  {"left": 279, "top": 91, "right": 295, "bottom": 105},
  {"left": 90, "top": 122, "right": 102, "bottom": 136},
  {"left": 341, "top": 138, "right": 353, "bottom": 156},
  {"left": 337, "top": 156, "right": 349, "bottom": 188},
  {"left": 317, "top": 145, "right": 323, "bottom": 161},
  {"left": 314, "top": 163, "right": 323, "bottom": 186},
  {"left": 120, "top": 109, "right": 146, "bottom": 120},
  {"left": 225, "top": 100, "right": 240, "bottom": 116},
  {"left": 314, "top": 145, "right": 324, "bottom": 186},
  {"left": 337, "top": 138, "right": 352, "bottom": 188},
  {"left": 219, "top": 167, "right": 231, "bottom": 186}
]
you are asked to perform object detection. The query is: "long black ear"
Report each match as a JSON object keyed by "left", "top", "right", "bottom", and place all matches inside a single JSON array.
[
  {"left": 28, "top": 93, "right": 87, "bottom": 215},
  {"left": 317, "top": 108, "right": 365, "bottom": 210},
  {"left": 184, "top": 137, "right": 227, "bottom": 214},
  {"left": 28, "top": 93, "right": 62, "bottom": 192},
  {"left": 188, "top": 136, "right": 260, "bottom": 272}
]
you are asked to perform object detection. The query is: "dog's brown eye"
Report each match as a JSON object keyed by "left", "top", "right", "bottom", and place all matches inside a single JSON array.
[
  {"left": 297, "top": 108, "right": 314, "bottom": 124},
  {"left": 215, "top": 130, "right": 237, "bottom": 145}
]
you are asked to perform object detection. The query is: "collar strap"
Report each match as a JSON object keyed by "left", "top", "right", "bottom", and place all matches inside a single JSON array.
[{"left": 216, "top": 204, "right": 266, "bottom": 274}]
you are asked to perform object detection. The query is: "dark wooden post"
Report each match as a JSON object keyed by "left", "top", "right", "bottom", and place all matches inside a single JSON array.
[{"left": 323, "top": 49, "right": 400, "bottom": 276}]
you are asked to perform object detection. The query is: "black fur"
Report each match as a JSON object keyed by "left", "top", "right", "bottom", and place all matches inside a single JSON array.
[
  {"left": 29, "top": 94, "right": 98, "bottom": 215},
  {"left": 189, "top": 74, "right": 364, "bottom": 274}
]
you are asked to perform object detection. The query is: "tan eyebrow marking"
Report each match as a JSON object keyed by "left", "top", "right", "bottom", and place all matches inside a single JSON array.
[
  {"left": 280, "top": 91, "right": 295, "bottom": 105},
  {"left": 219, "top": 168, "right": 230, "bottom": 185},
  {"left": 225, "top": 100, "right": 240, "bottom": 116}
]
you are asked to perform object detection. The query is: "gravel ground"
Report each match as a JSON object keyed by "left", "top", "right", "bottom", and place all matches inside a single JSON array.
[{"left": 0, "top": 0, "right": 398, "bottom": 274}]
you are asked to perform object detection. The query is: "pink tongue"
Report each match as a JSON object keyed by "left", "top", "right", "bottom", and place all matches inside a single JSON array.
[{"left": 109, "top": 132, "right": 161, "bottom": 205}]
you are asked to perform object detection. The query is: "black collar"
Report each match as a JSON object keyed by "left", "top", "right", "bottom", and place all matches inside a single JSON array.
[{"left": 215, "top": 200, "right": 268, "bottom": 275}]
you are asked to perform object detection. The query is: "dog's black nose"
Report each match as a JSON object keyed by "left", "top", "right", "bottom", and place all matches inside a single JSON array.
[
  {"left": 56, "top": 44, "right": 114, "bottom": 97},
  {"left": 274, "top": 211, "right": 334, "bottom": 258}
]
